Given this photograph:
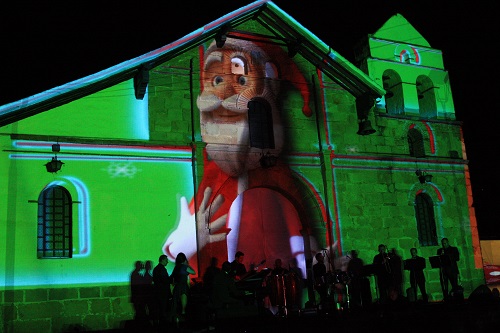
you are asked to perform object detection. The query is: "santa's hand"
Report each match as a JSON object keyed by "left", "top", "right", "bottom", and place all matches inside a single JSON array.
[
  {"left": 163, "top": 187, "right": 228, "bottom": 262},
  {"left": 163, "top": 196, "right": 197, "bottom": 261},
  {"left": 196, "top": 187, "right": 228, "bottom": 248}
]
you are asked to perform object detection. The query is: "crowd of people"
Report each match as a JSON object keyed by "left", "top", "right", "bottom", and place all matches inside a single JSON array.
[
  {"left": 367, "top": 237, "right": 461, "bottom": 306},
  {"left": 129, "top": 238, "right": 475, "bottom": 329},
  {"left": 307, "top": 237, "right": 464, "bottom": 311},
  {"left": 130, "top": 253, "right": 196, "bottom": 329}
]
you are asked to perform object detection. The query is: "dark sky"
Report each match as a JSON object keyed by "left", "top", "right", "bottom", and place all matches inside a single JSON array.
[{"left": 2, "top": 1, "right": 498, "bottom": 239}]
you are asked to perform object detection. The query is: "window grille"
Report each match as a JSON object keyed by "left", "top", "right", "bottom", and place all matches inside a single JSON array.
[
  {"left": 414, "top": 193, "right": 438, "bottom": 246},
  {"left": 37, "top": 186, "right": 72, "bottom": 258}
]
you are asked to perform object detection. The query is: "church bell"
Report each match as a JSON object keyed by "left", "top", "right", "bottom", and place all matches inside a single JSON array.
[{"left": 357, "top": 119, "right": 376, "bottom": 135}]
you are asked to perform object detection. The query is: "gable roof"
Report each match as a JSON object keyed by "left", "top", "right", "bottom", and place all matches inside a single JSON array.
[
  {"left": 0, "top": 0, "right": 385, "bottom": 127},
  {"left": 372, "top": 13, "right": 430, "bottom": 47}
]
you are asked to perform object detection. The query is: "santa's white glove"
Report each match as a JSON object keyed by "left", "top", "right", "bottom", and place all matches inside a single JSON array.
[{"left": 163, "top": 187, "right": 228, "bottom": 262}]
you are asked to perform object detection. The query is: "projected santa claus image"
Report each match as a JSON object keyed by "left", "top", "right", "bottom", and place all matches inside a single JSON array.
[{"left": 163, "top": 34, "right": 330, "bottom": 280}]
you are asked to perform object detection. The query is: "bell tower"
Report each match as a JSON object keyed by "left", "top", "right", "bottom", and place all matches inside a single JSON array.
[
  {"left": 350, "top": 13, "right": 484, "bottom": 295},
  {"left": 354, "top": 13, "right": 456, "bottom": 121}
]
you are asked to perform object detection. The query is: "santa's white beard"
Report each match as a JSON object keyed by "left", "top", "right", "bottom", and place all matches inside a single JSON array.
[
  {"left": 206, "top": 143, "right": 263, "bottom": 177},
  {"left": 201, "top": 110, "right": 284, "bottom": 176}
]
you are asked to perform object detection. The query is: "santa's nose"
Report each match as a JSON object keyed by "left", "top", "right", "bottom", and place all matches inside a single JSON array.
[{"left": 213, "top": 74, "right": 245, "bottom": 98}]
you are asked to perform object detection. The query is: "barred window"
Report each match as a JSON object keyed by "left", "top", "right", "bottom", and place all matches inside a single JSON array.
[
  {"left": 414, "top": 193, "right": 438, "bottom": 246},
  {"left": 37, "top": 185, "right": 73, "bottom": 258}
]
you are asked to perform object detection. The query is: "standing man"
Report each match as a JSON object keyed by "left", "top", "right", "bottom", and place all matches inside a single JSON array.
[
  {"left": 313, "top": 252, "right": 328, "bottom": 306},
  {"left": 388, "top": 248, "right": 403, "bottom": 296},
  {"left": 130, "top": 261, "right": 146, "bottom": 321},
  {"left": 143, "top": 260, "right": 155, "bottom": 322},
  {"left": 152, "top": 254, "right": 171, "bottom": 327},
  {"left": 210, "top": 261, "right": 246, "bottom": 310},
  {"left": 202, "top": 257, "right": 221, "bottom": 297},
  {"left": 406, "top": 248, "right": 428, "bottom": 303},
  {"left": 437, "top": 238, "right": 460, "bottom": 300},
  {"left": 347, "top": 250, "right": 370, "bottom": 308},
  {"left": 270, "top": 258, "right": 288, "bottom": 276},
  {"left": 288, "top": 257, "right": 304, "bottom": 310},
  {"left": 230, "top": 251, "right": 247, "bottom": 281},
  {"left": 373, "top": 244, "right": 392, "bottom": 303}
]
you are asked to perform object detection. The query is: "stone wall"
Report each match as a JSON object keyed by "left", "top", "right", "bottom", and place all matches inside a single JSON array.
[{"left": 0, "top": 285, "right": 133, "bottom": 333}]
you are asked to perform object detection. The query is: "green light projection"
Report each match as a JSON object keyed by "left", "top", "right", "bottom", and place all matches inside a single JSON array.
[
  {"left": 3, "top": 142, "right": 193, "bottom": 287},
  {"left": 14, "top": 80, "right": 149, "bottom": 140}
]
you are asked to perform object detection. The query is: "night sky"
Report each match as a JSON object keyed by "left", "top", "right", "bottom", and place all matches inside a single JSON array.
[{"left": 2, "top": 1, "right": 498, "bottom": 239}]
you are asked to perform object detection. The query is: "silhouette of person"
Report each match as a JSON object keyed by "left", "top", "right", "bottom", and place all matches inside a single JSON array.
[
  {"left": 287, "top": 257, "right": 304, "bottom": 310},
  {"left": 437, "top": 237, "right": 460, "bottom": 300},
  {"left": 373, "top": 244, "right": 391, "bottom": 303},
  {"left": 130, "top": 260, "right": 147, "bottom": 321},
  {"left": 382, "top": 285, "right": 410, "bottom": 320},
  {"left": 313, "top": 252, "right": 328, "bottom": 306},
  {"left": 203, "top": 257, "right": 221, "bottom": 297},
  {"left": 265, "top": 258, "right": 290, "bottom": 312},
  {"left": 271, "top": 258, "right": 289, "bottom": 276},
  {"left": 406, "top": 248, "right": 428, "bottom": 303},
  {"left": 210, "top": 261, "right": 246, "bottom": 310},
  {"left": 230, "top": 251, "right": 247, "bottom": 281},
  {"left": 152, "top": 255, "right": 171, "bottom": 327},
  {"left": 143, "top": 260, "right": 155, "bottom": 321},
  {"left": 171, "top": 252, "right": 195, "bottom": 320},
  {"left": 388, "top": 248, "right": 403, "bottom": 296},
  {"left": 347, "top": 250, "right": 371, "bottom": 308}
]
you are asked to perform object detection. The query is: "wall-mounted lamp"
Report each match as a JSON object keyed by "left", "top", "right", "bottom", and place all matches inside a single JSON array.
[
  {"left": 415, "top": 169, "right": 433, "bottom": 183},
  {"left": 45, "top": 144, "right": 64, "bottom": 173},
  {"left": 215, "top": 25, "right": 229, "bottom": 48},
  {"left": 260, "top": 152, "right": 277, "bottom": 168}
]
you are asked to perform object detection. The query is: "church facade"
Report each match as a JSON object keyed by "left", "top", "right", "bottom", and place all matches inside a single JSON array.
[{"left": 0, "top": 1, "right": 484, "bottom": 331}]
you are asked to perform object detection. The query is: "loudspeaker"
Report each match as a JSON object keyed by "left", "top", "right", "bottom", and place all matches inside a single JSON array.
[{"left": 468, "top": 284, "right": 492, "bottom": 304}]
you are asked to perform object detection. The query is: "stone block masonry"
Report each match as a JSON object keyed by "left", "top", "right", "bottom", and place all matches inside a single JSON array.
[{"left": 0, "top": 284, "right": 134, "bottom": 333}]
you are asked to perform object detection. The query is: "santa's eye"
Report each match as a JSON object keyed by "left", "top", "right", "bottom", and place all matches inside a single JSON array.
[
  {"left": 231, "top": 57, "right": 247, "bottom": 75},
  {"left": 238, "top": 76, "right": 247, "bottom": 85},
  {"left": 213, "top": 76, "right": 224, "bottom": 85}
]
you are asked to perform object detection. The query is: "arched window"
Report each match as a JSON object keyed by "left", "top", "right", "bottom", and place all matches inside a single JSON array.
[
  {"left": 382, "top": 70, "right": 404, "bottom": 115},
  {"left": 408, "top": 128, "right": 425, "bottom": 158},
  {"left": 416, "top": 75, "right": 437, "bottom": 119},
  {"left": 414, "top": 192, "right": 438, "bottom": 246},
  {"left": 248, "top": 98, "right": 274, "bottom": 149},
  {"left": 37, "top": 185, "right": 73, "bottom": 258}
]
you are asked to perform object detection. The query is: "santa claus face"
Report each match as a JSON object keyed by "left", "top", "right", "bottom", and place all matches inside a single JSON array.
[{"left": 197, "top": 38, "right": 283, "bottom": 176}]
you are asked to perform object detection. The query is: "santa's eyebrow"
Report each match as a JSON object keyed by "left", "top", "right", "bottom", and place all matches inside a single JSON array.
[{"left": 204, "top": 51, "right": 223, "bottom": 70}]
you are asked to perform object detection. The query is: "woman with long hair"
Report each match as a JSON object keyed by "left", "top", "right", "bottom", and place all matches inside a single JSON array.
[{"left": 171, "top": 252, "right": 195, "bottom": 320}]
